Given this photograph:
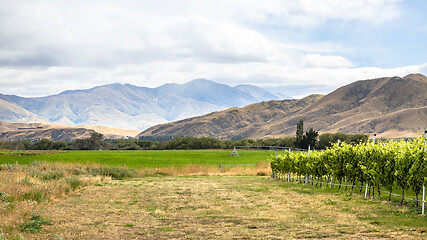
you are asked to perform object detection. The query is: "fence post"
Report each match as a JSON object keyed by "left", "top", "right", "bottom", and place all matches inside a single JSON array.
[
  {"left": 288, "top": 172, "right": 290, "bottom": 182},
  {"left": 365, "top": 183, "right": 369, "bottom": 198},
  {"left": 330, "top": 176, "right": 333, "bottom": 188},
  {"left": 422, "top": 185, "right": 425, "bottom": 215},
  {"left": 373, "top": 134, "right": 376, "bottom": 144}
]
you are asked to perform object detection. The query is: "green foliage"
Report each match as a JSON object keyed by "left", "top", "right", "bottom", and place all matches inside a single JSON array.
[
  {"left": 86, "top": 167, "right": 138, "bottom": 180},
  {"left": 20, "top": 214, "right": 51, "bottom": 233},
  {"left": 65, "top": 177, "right": 82, "bottom": 190},
  {"left": 32, "top": 139, "right": 53, "bottom": 150},
  {"left": 1, "top": 135, "right": 298, "bottom": 151},
  {"left": 294, "top": 120, "right": 319, "bottom": 149},
  {"left": 316, "top": 132, "right": 369, "bottom": 149},
  {"left": 296, "top": 119, "right": 304, "bottom": 147},
  {"left": 302, "top": 128, "right": 319, "bottom": 149},
  {"left": 271, "top": 136, "right": 427, "bottom": 206},
  {"left": 20, "top": 191, "right": 45, "bottom": 202},
  {"left": 39, "top": 171, "right": 65, "bottom": 181}
]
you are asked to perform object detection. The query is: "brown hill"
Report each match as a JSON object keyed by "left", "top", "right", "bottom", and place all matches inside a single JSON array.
[
  {"left": 138, "top": 74, "right": 427, "bottom": 139},
  {"left": 0, "top": 122, "right": 140, "bottom": 142},
  {"left": 0, "top": 122, "right": 95, "bottom": 142}
]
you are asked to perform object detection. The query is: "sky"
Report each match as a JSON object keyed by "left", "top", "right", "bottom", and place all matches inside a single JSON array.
[{"left": 1, "top": 0, "right": 427, "bottom": 98}]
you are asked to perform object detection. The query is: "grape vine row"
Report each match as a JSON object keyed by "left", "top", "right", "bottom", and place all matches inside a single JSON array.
[{"left": 271, "top": 136, "right": 427, "bottom": 206}]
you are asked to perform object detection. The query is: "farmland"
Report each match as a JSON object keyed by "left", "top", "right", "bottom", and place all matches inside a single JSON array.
[
  {"left": 1, "top": 149, "right": 426, "bottom": 239},
  {"left": 0, "top": 149, "right": 273, "bottom": 169}
]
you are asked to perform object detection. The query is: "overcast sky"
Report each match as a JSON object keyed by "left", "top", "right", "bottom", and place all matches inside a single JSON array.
[{"left": 1, "top": 0, "right": 426, "bottom": 98}]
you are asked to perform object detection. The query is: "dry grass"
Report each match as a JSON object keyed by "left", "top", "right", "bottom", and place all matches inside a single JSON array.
[
  {"left": 0, "top": 162, "right": 112, "bottom": 238},
  {"left": 0, "top": 161, "right": 270, "bottom": 239},
  {"left": 32, "top": 176, "right": 426, "bottom": 239},
  {"left": 158, "top": 161, "right": 271, "bottom": 176},
  {"left": 2, "top": 162, "right": 425, "bottom": 239}
]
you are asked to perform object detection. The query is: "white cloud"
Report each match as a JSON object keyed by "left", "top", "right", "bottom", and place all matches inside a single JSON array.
[
  {"left": 0, "top": 0, "right": 421, "bottom": 99},
  {"left": 2, "top": 60, "right": 426, "bottom": 99},
  {"left": 230, "top": 0, "right": 402, "bottom": 27},
  {"left": 303, "top": 54, "right": 355, "bottom": 68}
]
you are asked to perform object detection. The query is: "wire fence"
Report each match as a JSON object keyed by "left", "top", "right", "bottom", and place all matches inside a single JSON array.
[
  {"left": 232, "top": 144, "right": 427, "bottom": 214},
  {"left": 234, "top": 145, "right": 309, "bottom": 152},
  {"left": 272, "top": 173, "right": 427, "bottom": 214}
]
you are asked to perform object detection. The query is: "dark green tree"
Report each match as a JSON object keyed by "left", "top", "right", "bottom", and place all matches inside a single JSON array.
[
  {"left": 302, "top": 128, "right": 319, "bottom": 149},
  {"left": 89, "top": 133, "right": 104, "bottom": 150},
  {"left": 33, "top": 139, "right": 53, "bottom": 150},
  {"left": 296, "top": 119, "right": 304, "bottom": 147}
]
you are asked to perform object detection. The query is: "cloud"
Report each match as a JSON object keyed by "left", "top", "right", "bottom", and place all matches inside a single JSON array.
[
  {"left": 303, "top": 54, "right": 355, "bottom": 68},
  {"left": 1, "top": 0, "right": 423, "bottom": 99},
  {"left": 0, "top": 0, "right": 403, "bottom": 67},
  {"left": 232, "top": 0, "right": 402, "bottom": 27},
  {"left": 2, "top": 60, "right": 426, "bottom": 99}
]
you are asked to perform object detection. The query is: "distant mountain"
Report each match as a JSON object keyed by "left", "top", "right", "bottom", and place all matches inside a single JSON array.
[
  {"left": 0, "top": 79, "right": 285, "bottom": 130},
  {"left": 235, "top": 84, "right": 291, "bottom": 101},
  {"left": 0, "top": 122, "right": 95, "bottom": 142},
  {"left": 138, "top": 74, "right": 427, "bottom": 139},
  {"left": 0, "top": 122, "right": 141, "bottom": 141}
]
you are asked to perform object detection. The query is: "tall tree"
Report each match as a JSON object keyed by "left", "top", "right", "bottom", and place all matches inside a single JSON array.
[
  {"left": 89, "top": 132, "right": 104, "bottom": 150},
  {"left": 303, "top": 128, "right": 319, "bottom": 149},
  {"left": 296, "top": 119, "right": 304, "bottom": 147}
]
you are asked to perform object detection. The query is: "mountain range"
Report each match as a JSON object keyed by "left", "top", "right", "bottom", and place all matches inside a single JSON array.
[
  {"left": 0, "top": 79, "right": 287, "bottom": 131},
  {"left": 138, "top": 74, "right": 427, "bottom": 139}
]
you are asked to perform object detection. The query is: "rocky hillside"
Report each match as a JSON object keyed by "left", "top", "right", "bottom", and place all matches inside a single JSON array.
[
  {"left": 0, "top": 122, "right": 95, "bottom": 142},
  {"left": 138, "top": 74, "right": 427, "bottom": 139},
  {"left": 0, "top": 122, "right": 140, "bottom": 141}
]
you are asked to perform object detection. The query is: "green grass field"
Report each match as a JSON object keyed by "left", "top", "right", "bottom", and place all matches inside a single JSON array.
[{"left": 0, "top": 150, "right": 274, "bottom": 168}]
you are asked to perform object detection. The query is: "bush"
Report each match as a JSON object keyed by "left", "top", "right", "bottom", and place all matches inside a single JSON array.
[
  {"left": 21, "top": 191, "right": 45, "bottom": 202},
  {"left": 87, "top": 166, "right": 138, "bottom": 180},
  {"left": 39, "top": 171, "right": 65, "bottom": 181},
  {"left": 66, "top": 177, "right": 82, "bottom": 190},
  {"left": 20, "top": 214, "right": 51, "bottom": 233}
]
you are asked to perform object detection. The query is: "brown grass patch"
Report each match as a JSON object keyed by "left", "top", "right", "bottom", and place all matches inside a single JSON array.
[
  {"left": 0, "top": 161, "right": 270, "bottom": 238},
  {"left": 157, "top": 161, "right": 271, "bottom": 176},
  {"left": 32, "top": 176, "right": 426, "bottom": 239},
  {"left": 0, "top": 162, "right": 112, "bottom": 238}
]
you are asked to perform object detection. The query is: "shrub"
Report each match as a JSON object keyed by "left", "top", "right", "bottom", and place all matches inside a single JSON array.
[
  {"left": 21, "top": 191, "right": 45, "bottom": 202},
  {"left": 20, "top": 214, "right": 51, "bottom": 233},
  {"left": 66, "top": 177, "right": 82, "bottom": 190},
  {"left": 39, "top": 171, "right": 65, "bottom": 181},
  {"left": 87, "top": 167, "right": 138, "bottom": 180}
]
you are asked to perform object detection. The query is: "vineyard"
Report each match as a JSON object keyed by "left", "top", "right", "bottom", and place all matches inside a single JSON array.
[{"left": 271, "top": 136, "right": 427, "bottom": 209}]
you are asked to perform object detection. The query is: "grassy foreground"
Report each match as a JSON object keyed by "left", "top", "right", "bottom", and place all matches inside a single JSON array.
[
  {"left": 1, "top": 150, "right": 426, "bottom": 239},
  {"left": 32, "top": 176, "right": 427, "bottom": 239},
  {"left": 0, "top": 150, "right": 273, "bottom": 168}
]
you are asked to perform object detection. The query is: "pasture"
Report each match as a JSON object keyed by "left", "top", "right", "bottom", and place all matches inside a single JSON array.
[{"left": 0, "top": 150, "right": 273, "bottom": 169}]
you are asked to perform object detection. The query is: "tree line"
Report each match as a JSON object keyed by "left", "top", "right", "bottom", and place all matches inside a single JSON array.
[{"left": 0, "top": 131, "right": 368, "bottom": 151}]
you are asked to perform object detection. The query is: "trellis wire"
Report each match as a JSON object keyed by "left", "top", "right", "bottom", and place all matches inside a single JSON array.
[{"left": 272, "top": 174, "right": 426, "bottom": 212}]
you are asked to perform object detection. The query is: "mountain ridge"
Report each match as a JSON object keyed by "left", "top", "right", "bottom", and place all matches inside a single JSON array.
[
  {"left": 138, "top": 74, "right": 427, "bottom": 139},
  {"left": 0, "top": 79, "right": 286, "bottom": 130}
]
